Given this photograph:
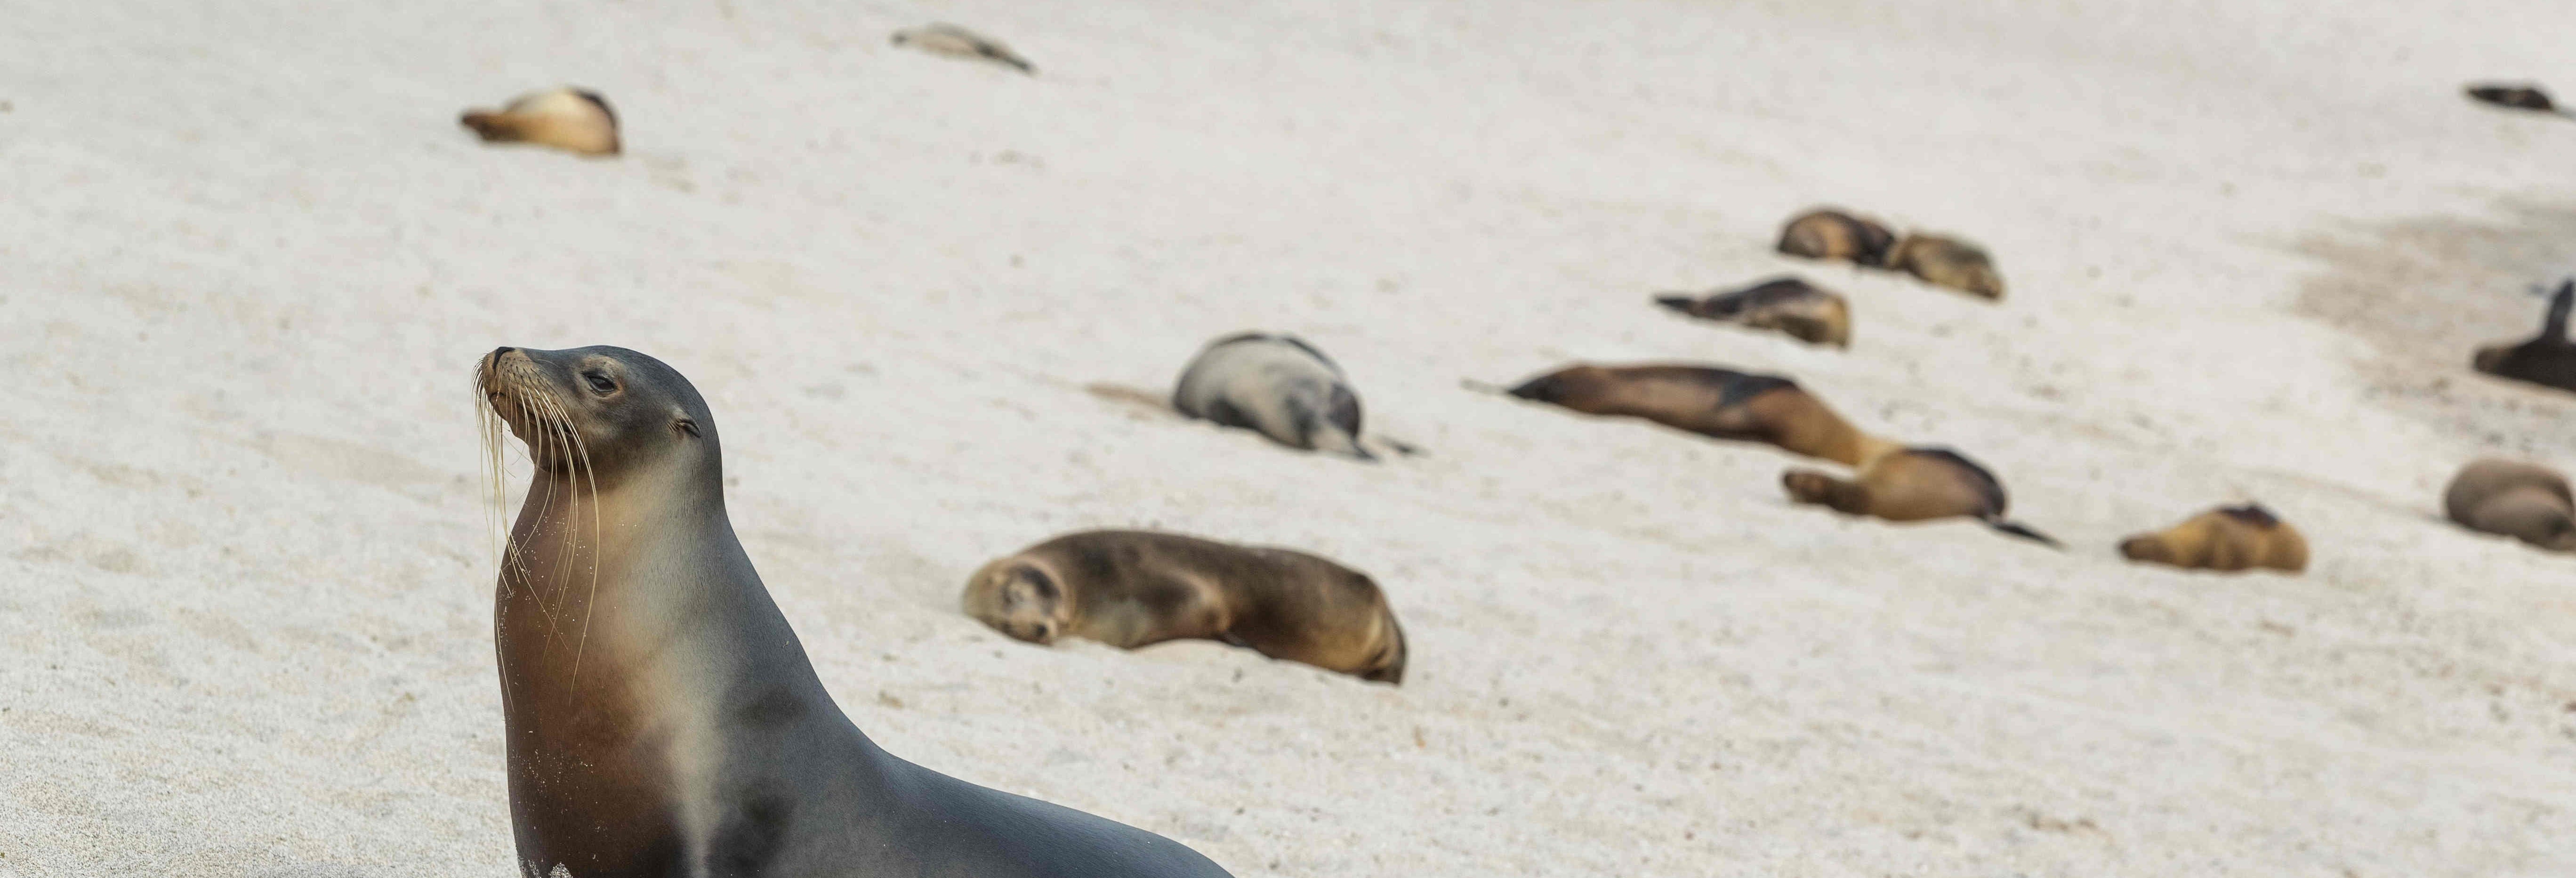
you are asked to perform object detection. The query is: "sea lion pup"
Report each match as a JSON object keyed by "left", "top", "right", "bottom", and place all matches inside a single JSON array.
[
  {"left": 2472, "top": 279, "right": 2576, "bottom": 393},
  {"left": 962, "top": 530, "right": 1408, "bottom": 684},
  {"left": 476, "top": 346, "right": 1232, "bottom": 878},
  {"left": 2466, "top": 82, "right": 2557, "bottom": 113},
  {"left": 2444, "top": 458, "right": 2576, "bottom": 551},
  {"left": 1884, "top": 233, "right": 2005, "bottom": 299},
  {"left": 891, "top": 23, "right": 1036, "bottom": 74},
  {"left": 1654, "top": 275, "right": 1853, "bottom": 347},
  {"left": 458, "top": 87, "right": 620, "bottom": 157},
  {"left": 1495, "top": 363, "right": 1898, "bottom": 466},
  {"left": 1776, "top": 208, "right": 1897, "bottom": 266},
  {"left": 1173, "top": 332, "right": 1376, "bottom": 461},
  {"left": 2117, "top": 504, "right": 2309, "bottom": 573},
  {"left": 1781, "top": 447, "right": 2060, "bottom": 546}
]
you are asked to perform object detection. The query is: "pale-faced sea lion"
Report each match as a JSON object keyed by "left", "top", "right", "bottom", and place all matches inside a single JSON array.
[
  {"left": 892, "top": 23, "right": 1036, "bottom": 74},
  {"left": 1782, "top": 447, "right": 2060, "bottom": 546},
  {"left": 1174, "top": 332, "right": 1376, "bottom": 461},
  {"left": 477, "top": 346, "right": 1231, "bottom": 878},
  {"left": 2443, "top": 458, "right": 2576, "bottom": 551},
  {"left": 1776, "top": 208, "right": 1897, "bottom": 266},
  {"left": 1655, "top": 276, "right": 1852, "bottom": 347},
  {"left": 1492, "top": 363, "right": 1898, "bottom": 466},
  {"left": 2117, "top": 504, "right": 2308, "bottom": 573},
  {"left": 1884, "top": 233, "right": 2005, "bottom": 299},
  {"left": 2466, "top": 82, "right": 2558, "bottom": 113},
  {"left": 962, "top": 530, "right": 1407, "bottom": 684},
  {"left": 459, "top": 87, "right": 620, "bottom": 157},
  {"left": 2472, "top": 279, "right": 2576, "bottom": 394}
]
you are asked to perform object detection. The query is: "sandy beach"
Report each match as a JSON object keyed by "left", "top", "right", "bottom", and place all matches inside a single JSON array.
[{"left": 7, "top": 0, "right": 2576, "bottom": 874}]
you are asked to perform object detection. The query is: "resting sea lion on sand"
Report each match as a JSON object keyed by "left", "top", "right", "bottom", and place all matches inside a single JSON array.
[
  {"left": 1776, "top": 208, "right": 1897, "bottom": 266},
  {"left": 892, "top": 23, "right": 1036, "bottom": 74},
  {"left": 1487, "top": 363, "right": 1896, "bottom": 466},
  {"left": 2444, "top": 458, "right": 2576, "bottom": 552},
  {"left": 1885, "top": 234, "right": 2005, "bottom": 299},
  {"left": 1654, "top": 276, "right": 1852, "bottom": 347},
  {"left": 459, "top": 87, "right": 620, "bottom": 157},
  {"left": 477, "top": 346, "right": 1232, "bottom": 878},
  {"left": 1174, "top": 332, "right": 1377, "bottom": 461},
  {"left": 2465, "top": 83, "right": 2559, "bottom": 113},
  {"left": 963, "top": 530, "right": 1408, "bottom": 684},
  {"left": 1782, "top": 447, "right": 2060, "bottom": 546},
  {"left": 2472, "top": 279, "right": 2576, "bottom": 394},
  {"left": 2118, "top": 504, "right": 2308, "bottom": 573}
]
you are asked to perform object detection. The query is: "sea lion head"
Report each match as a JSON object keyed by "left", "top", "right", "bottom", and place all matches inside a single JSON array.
[
  {"left": 477, "top": 346, "right": 715, "bottom": 486},
  {"left": 961, "top": 558, "right": 1070, "bottom": 644}
]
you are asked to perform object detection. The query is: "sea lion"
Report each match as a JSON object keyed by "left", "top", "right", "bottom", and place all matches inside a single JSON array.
[
  {"left": 1173, "top": 332, "right": 1376, "bottom": 461},
  {"left": 2117, "top": 504, "right": 2309, "bottom": 573},
  {"left": 1654, "top": 276, "right": 1852, "bottom": 347},
  {"left": 1884, "top": 234, "right": 2005, "bottom": 299},
  {"left": 1493, "top": 363, "right": 1897, "bottom": 466},
  {"left": 476, "top": 346, "right": 1231, "bottom": 878},
  {"left": 962, "top": 530, "right": 1408, "bottom": 684},
  {"left": 2466, "top": 82, "right": 2558, "bottom": 113},
  {"left": 891, "top": 23, "right": 1036, "bottom": 74},
  {"left": 2443, "top": 458, "right": 2576, "bottom": 552},
  {"left": 1781, "top": 447, "right": 2059, "bottom": 546},
  {"left": 459, "top": 87, "right": 621, "bottom": 157},
  {"left": 1776, "top": 208, "right": 1897, "bottom": 266},
  {"left": 2471, "top": 279, "right": 2576, "bottom": 393}
]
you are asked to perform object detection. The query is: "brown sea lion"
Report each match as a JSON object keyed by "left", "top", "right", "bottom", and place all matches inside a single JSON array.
[
  {"left": 476, "top": 346, "right": 1232, "bottom": 878},
  {"left": 892, "top": 23, "right": 1036, "bottom": 74},
  {"left": 2466, "top": 83, "right": 2557, "bottom": 113},
  {"left": 2472, "top": 279, "right": 2576, "bottom": 394},
  {"left": 1885, "top": 234, "right": 2005, "bottom": 299},
  {"left": 459, "top": 87, "right": 621, "bottom": 157},
  {"left": 1654, "top": 276, "right": 1852, "bottom": 347},
  {"left": 1776, "top": 208, "right": 1898, "bottom": 266},
  {"left": 1782, "top": 447, "right": 2059, "bottom": 546},
  {"left": 2118, "top": 504, "right": 2308, "bottom": 573},
  {"left": 1491, "top": 363, "right": 1899, "bottom": 466},
  {"left": 962, "top": 530, "right": 1407, "bottom": 684},
  {"left": 2443, "top": 458, "right": 2576, "bottom": 551}
]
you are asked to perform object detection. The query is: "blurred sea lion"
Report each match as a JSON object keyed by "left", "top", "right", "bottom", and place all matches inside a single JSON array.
[
  {"left": 963, "top": 530, "right": 1408, "bottom": 683},
  {"left": 1885, "top": 233, "right": 2005, "bottom": 299},
  {"left": 2118, "top": 504, "right": 2308, "bottom": 573},
  {"left": 1173, "top": 332, "right": 1378, "bottom": 461},
  {"left": 1782, "top": 447, "right": 2059, "bottom": 546},
  {"left": 459, "top": 87, "right": 620, "bottom": 157},
  {"left": 2444, "top": 458, "right": 2576, "bottom": 552},
  {"left": 1777, "top": 208, "right": 1897, "bottom": 266},
  {"left": 2472, "top": 279, "right": 2576, "bottom": 393},
  {"left": 892, "top": 23, "right": 1036, "bottom": 74},
  {"left": 1492, "top": 363, "right": 1897, "bottom": 466},
  {"left": 2465, "top": 82, "right": 2558, "bottom": 113},
  {"left": 1654, "top": 276, "right": 1852, "bottom": 347}
]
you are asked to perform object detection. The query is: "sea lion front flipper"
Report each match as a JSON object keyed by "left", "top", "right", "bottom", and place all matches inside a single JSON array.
[
  {"left": 1653, "top": 294, "right": 1701, "bottom": 316},
  {"left": 2545, "top": 278, "right": 2572, "bottom": 339},
  {"left": 1985, "top": 518, "right": 2063, "bottom": 549}
]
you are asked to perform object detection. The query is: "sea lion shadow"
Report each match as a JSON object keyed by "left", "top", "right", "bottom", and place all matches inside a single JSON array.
[{"left": 1079, "top": 381, "right": 1428, "bottom": 459}]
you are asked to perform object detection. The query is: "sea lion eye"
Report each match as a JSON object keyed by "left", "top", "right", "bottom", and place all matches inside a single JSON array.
[{"left": 583, "top": 372, "right": 617, "bottom": 395}]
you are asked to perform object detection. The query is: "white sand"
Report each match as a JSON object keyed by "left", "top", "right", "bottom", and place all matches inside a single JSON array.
[{"left": 7, "top": 0, "right": 2576, "bottom": 874}]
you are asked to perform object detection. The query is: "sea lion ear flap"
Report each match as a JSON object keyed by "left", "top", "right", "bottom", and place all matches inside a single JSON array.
[
  {"left": 675, "top": 416, "right": 702, "bottom": 437},
  {"left": 2547, "top": 278, "right": 2573, "bottom": 338}
]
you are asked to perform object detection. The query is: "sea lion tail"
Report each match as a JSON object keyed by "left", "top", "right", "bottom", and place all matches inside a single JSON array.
[{"left": 1985, "top": 518, "right": 2063, "bottom": 549}]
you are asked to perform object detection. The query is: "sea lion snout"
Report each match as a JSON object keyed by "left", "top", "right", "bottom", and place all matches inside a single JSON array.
[{"left": 2117, "top": 535, "right": 2166, "bottom": 562}]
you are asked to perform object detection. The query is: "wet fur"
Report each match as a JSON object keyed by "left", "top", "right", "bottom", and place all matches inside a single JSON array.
[
  {"left": 1781, "top": 447, "right": 2060, "bottom": 547},
  {"left": 2471, "top": 279, "right": 2576, "bottom": 393},
  {"left": 1174, "top": 333, "right": 1376, "bottom": 460},
  {"left": 1501, "top": 363, "right": 1897, "bottom": 466},
  {"left": 2118, "top": 504, "right": 2309, "bottom": 573},
  {"left": 2444, "top": 458, "right": 2576, "bottom": 552},
  {"left": 1655, "top": 276, "right": 1852, "bottom": 347}
]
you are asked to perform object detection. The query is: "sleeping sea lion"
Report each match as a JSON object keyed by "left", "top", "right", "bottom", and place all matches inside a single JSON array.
[
  {"left": 1776, "top": 208, "right": 1897, "bottom": 266},
  {"left": 891, "top": 23, "right": 1036, "bottom": 74},
  {"left": 1173, "top": 332, "right": 1376, "bottom": 461},
  {"left": 2117, "top": 504, "right": 2309, "bottom": 573},
  {"left": 1494, "top": 363, "right": 1897, "bottom": 466},
  {"left": 2472, "top": 279, "right": 2576, "bottom": 393},
  {"left": 476, "top": 346, "right": 1232, "bottom": 878},
  {"left": 2443, "top": 458, "right": 2576, "bottom": 551},
  {"left": 1781, "top": 447, "right": 2059, "bottom": 546},
  {"left": 1654, "top": 276, "right": 1852, "bottom": 347},
  {"left": 459, "top": 87, "right": 621, "bottom": 157},
  {"left": 963, "top": 530, "right": 1407, "bottom": 684},
  {"left": 2466, "top": 83, "right": 2558, "bottom": 113},
  {"left": 1884, "top": 234, "right": 2005, "bottom": 299}
]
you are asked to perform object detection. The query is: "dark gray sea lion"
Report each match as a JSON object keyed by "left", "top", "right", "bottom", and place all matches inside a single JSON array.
[
  {"left": 2118, "top": 504, "right": 2308, "bottom": 573},
  {"left": 1491, "top": 363, "right": 1897, "bottom": 466},
  {"left": 2465, "top": 83, "right": 2558, "bottom": 113},
  {"left": 1776, "top": 208, "right": 1897, "bottom": 266},
  {"left": 1654, "top": 276, "right": 1853, "bottom": 347},
  {"left": 962, "top": 530, "right": 1408, "bottom": 684},
  {"left": 460, "top": 87, "right": 621, "bottom": 157},
  {"left": 477, "top": 346, "right": 1232, "bottom": 878},
  {"left": 1174, "top": 332, "right": 1376, "bottom": 461},
  {"left": 2472, "top": 279, "right": 2576, "bottom": 393},
  {"left": 892, "top": 23, "right": 1036, "bottom": 74},
  {"left": 1884, "top": 233, "right": 2005, "bottom": 299},
  {"left": 1782, "top": 447, "right": 2060, "bottom": 546},
  {"left": 2444, "top": 458, "right": 2576, "bottom": 552}
]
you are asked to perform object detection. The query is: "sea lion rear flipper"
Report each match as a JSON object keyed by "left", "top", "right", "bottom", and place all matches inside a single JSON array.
[
  {"left": 2546, "top": 279, "right": 2572, "bottom": 339},
  {"left": 1653, "top": 294, "right": 1699, "bottom": 315},
  {"left": 1984, "top": 518, "right": 2063, "bottom": 549}
]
